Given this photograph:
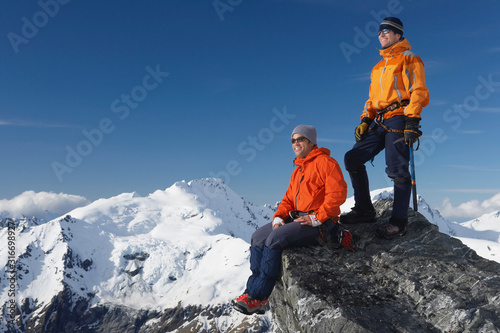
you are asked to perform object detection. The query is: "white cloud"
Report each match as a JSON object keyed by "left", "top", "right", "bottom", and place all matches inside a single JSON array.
[
  {"left": 440, "top": 192, "right": 500, "bottom": 219},
  {"left": 0, "top": 191, "right": 90, "bottom": 219}
]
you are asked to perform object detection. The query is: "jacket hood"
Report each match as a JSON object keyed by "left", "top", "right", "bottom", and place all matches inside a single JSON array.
[
  {"left": 294, "top": 147, "right": 330, "bottom": 166},
  {"left": 379, "top": 38, "right": 411, "bottom": 58}
]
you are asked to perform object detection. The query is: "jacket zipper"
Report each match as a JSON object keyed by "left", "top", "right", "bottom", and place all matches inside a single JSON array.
[
  {"left": 295, "top": 175, "right": 304, "bottom": 209},
  {"left": 378, "top": 57, "right": 389, "bottom": 100}
]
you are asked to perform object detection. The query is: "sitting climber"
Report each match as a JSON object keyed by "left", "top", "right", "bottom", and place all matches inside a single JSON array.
[{"left": 233, "top": 125, "right": 349, "bottom": 315}]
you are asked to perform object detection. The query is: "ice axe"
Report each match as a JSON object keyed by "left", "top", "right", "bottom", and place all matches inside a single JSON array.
[
  {"left": 394, "top": 136, "right": 419, "bottom": 213},
  {"left": 409, "top": 146, "right": 418, "bottom": 212}
]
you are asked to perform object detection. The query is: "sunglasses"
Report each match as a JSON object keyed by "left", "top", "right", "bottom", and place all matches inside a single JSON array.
[
  {"left": 291, "top": 136, "right": 308, "bottom": 144},
  {"left": 378, "top": 28, "right": 391, "bottom": 35}
]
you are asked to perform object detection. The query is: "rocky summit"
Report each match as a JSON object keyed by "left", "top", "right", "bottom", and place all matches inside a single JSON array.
[{"left": 270, "top": 199, "right": 500, "bottom": 333}]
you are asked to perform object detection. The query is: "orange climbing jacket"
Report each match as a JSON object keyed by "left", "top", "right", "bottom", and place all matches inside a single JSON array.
[
  {"left": 273, "top": 147, "right": 347, "bottom": 223},
  {"left": 361, "top": 38, "right": 429, "bottom": 120}
]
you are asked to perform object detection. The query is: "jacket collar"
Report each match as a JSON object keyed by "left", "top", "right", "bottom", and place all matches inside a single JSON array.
[
  {"left": 294, "top": 147, "right": 330, "bottom": 167},
  {"left": 379, "top": 38, "right": 411, "bottom": 58}
]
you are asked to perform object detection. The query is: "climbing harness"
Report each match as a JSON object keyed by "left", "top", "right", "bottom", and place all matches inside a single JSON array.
[{"left": 372, "top": 99, "right": 410, "bottom": 133}]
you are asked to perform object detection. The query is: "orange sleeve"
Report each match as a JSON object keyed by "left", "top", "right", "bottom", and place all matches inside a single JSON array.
[
  {"left": 273, "top": 172, "right": 296, "bottom": 220},
  {"left": 403, "top": 54, "right": 429, "bottom": 118},
  {"left": 361, "top": 98, "right": 376, "bottom": 121},
  {"left": 315, "top": 158, "right": 348, "bottom": 222}
]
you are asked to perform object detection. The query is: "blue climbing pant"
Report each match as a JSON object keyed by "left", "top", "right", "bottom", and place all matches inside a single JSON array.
[
  {"left": 344, "top": 115, "right": 411, "bottom": 220},
  {"left": 245, "top": 219, "right": 336, "bottom": 300}
]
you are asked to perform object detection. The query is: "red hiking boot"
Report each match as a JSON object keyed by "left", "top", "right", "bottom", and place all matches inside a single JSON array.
[
  {"left": 235, "top": 292, "right": 248, "bottom": 302},
  {"left": 233, "top": 295, "right": 268, "bottom": 315}
]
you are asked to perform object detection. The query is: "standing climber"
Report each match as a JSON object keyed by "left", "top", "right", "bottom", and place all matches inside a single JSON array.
[{"left": 341, "top": 17, "right": 429, "bottom": 239}]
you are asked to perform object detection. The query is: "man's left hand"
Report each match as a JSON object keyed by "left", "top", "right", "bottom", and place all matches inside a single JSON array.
[
  {"left": 293, "top": 215, "right": 312, "bottom": 226},
  {"left": 293, "top": 214, "right": 321, "bottom": 227},
  {"left": 404, "top": 117, "right": 422, "bottom": 147}
]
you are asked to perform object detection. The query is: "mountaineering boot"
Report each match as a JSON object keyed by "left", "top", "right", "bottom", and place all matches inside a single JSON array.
[
  {"left": 376, "top": 216, "right": 408, "bottom": 240},
  {"left": 233, "top": 292, "right": 248, "bottom": 304},
  {"left": 327, "top": 224, "right": 354, "bottom": 251},
  {"left": 376, "top": 181, "right": 410, "bottom": 239},
  {"left": 234, "top": 246, "right": 279, "bottom": 315},
  {"left": 260, "top": 298, "right": 269, "bottom": 312},
  {"left": 233, "top": 295, "right": 268, "bottom": 315},
  {"left": 339, "top": 206, "right": 376, "bottom": 224},
  {"left": 337, "top": 228, "right": 354, "bottom": 251}
]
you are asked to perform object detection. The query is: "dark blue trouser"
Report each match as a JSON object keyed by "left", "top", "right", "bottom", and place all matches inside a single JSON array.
[
  {"left": 245, "top": 219, "right": 336, "bottom": 300},
  {"left": 344, "top": 115, "right": 411, "bottom": 220}
]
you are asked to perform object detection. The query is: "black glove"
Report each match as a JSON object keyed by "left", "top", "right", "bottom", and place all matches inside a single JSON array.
[
  {"left": 355, "top": 117, "right": 373, "bottom": 142},
  {"left": 404, "top": 117, "right": 422, "bottom": 147}
]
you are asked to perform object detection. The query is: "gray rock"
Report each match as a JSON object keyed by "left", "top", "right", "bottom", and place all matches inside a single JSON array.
[{"left": 270, "top": 199, "right": 500, "bottom": 333}]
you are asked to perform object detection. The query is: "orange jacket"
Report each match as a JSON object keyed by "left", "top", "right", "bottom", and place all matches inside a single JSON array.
[
  {"left": 273, "top": 147, "right": 347, "bottom": 223},
  {"left": 361, "top": 38, "right": 429, "bottom": 120}
]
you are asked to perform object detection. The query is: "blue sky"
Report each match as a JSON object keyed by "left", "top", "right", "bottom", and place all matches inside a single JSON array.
[{"left": 1, "top": 0, "right": 499, "bottom": 221}]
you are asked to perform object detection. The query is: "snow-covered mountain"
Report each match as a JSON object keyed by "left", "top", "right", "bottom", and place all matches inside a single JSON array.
[
  {"left": 0, "top": 178, "right": 275, "bottom": 332},
  {"left": 456, "top": 210, "right": 500, "bottom": 262},
  {"left": 1, "top": 179, "right": 499, "bottom": 332}
]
